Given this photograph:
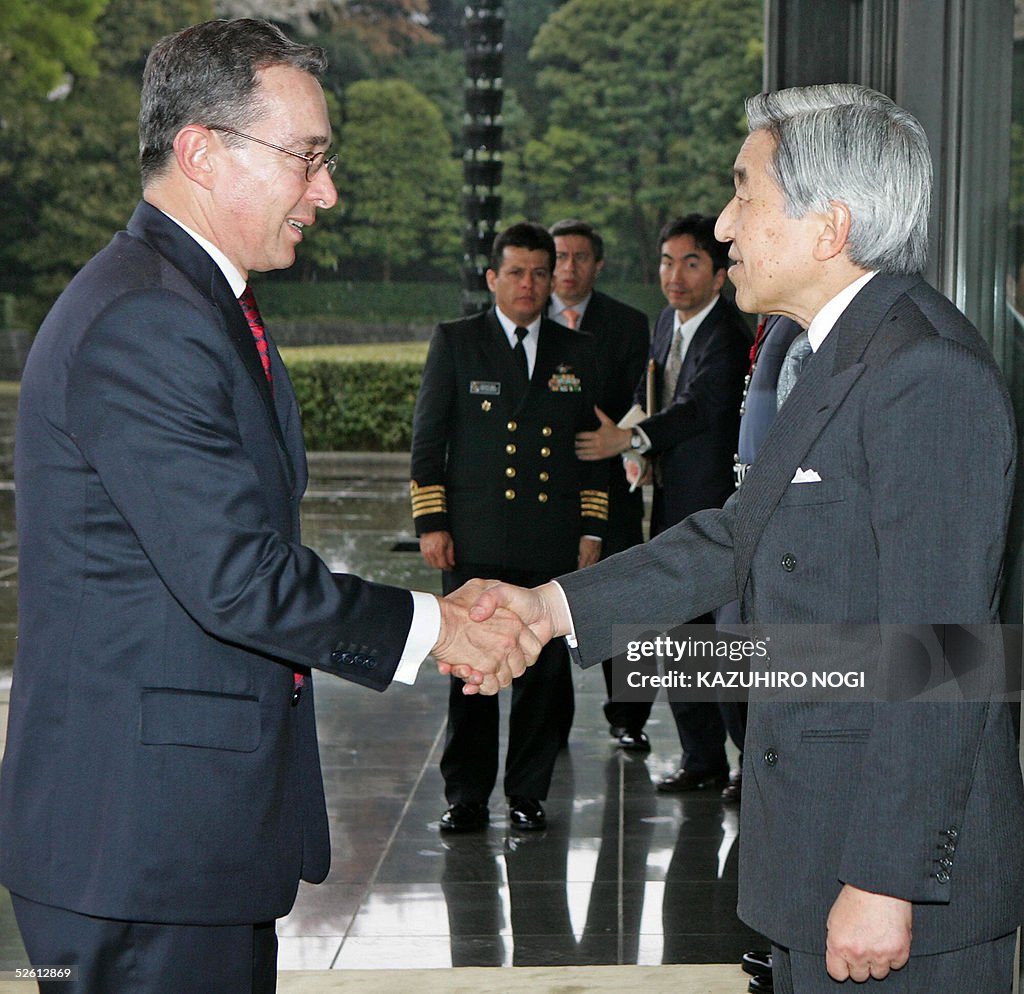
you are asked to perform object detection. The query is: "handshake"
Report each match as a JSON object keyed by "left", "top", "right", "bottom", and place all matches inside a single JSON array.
[{"left": 429, "top": 579, "right": 573, "bottom": 695}]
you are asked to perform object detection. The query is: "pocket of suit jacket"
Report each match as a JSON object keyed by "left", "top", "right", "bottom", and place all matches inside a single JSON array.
[{"left": 140, "top": 687, "right": 261, "bottom": 752}]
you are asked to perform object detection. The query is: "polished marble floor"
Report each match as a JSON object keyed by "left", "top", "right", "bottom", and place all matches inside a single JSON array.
[{"left": 0, "top": 449, "right": 763, "bottom": 976}]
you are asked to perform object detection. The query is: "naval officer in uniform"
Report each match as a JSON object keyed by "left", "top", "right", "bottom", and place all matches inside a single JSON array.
[{"left": 411, "top": 221, "right": 608, "bottom": 832}]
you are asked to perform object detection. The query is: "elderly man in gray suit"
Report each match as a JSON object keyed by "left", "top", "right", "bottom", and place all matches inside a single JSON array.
[{"left": 467, "top": 83, "right": 1024, "bottom": 993}]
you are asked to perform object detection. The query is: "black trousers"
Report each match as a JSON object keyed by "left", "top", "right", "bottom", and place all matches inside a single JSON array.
[
  {"left": 441, "top": 565, "right": 573, "bottom": 804},
  {"left": 11, "top": 892, "right": 277, "bottom": 994}
]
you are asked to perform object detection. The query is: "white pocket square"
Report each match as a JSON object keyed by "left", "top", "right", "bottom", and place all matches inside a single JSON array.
[{"left": 791, "top": 467, "right": 822, "bottom": 484}]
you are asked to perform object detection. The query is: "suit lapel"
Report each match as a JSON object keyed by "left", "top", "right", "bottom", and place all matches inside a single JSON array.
[
  {"left": 126, "top": 202, "right": 294, "bottom": 480},
  {"left": 484, "top": 309, "right": 529, "bottom": 412},
  {"left": 730, "top": 274, "right": 924, "bottom": 599}
]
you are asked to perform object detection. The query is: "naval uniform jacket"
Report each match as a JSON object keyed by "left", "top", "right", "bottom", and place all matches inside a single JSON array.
[
  {"left": 556, "top": 272, "right": 1024, "bottom": 955},
  {"left": 411, "top": 308, "right": 607, "bottom": 576},
  {"left": 568, "top": 291, "right": 650, "bottom": 556}
]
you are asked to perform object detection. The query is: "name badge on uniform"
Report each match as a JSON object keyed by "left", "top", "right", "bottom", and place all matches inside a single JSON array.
[{"left": 470, "top": 381, "right": 501, "bottom": 395}]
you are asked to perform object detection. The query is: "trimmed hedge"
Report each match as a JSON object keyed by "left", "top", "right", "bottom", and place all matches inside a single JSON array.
[{"left": 287, "top": 359, "right": 423, "bottom": 452}]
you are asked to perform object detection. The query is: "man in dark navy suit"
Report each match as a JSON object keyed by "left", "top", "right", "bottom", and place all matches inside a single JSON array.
[
  {"left": 0, "top": 19, "right": 533, "bottom": 993},
  {"left": 547, "top": 218, "right": 651, "bottom": 751},
  {"left": 575, "top": 214, "right": 750, "bottom": 790}
]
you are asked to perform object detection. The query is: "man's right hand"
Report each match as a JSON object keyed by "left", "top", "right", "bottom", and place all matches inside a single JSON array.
[
  {"left": 420, "top": 530, "right": 455, "bottom": 570},
  {"left": 469, "top": 580, "right": 572, "bottom": 647},
  {"left": 433, "top": 579, "right": 543, "bottom": 694}
]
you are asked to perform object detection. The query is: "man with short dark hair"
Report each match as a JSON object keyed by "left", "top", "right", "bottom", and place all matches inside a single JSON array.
[
  {"left": 412, "top": 221, "right": 608, "bottom": 833},
  {"left": 548, "top": 218, "right": 651, "bottom": 750},
  {"left": 575, "top": 213, "right": 750, "bottom": 787},
  {"left": 0, "top": 19, "right": 533, "bottom": 992}
]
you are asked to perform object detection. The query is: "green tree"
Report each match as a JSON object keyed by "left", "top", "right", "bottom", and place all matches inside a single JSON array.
[
  {"left": 527, "top": 0, "right": 762, "bottom": 281},
  {"left": 325, "top": 78, "right": 461, "bottom": 279},
  {"left": 0, "top": 0, "right": 213, "bottom": 325},
  {"left": 0, "top": 0, "right": 109, "bottom": 114}
]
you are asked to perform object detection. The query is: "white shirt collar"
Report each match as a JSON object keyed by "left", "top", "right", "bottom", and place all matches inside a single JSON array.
[
  {"left": 159, "top": 210, "right": 248, "bottom": 298},
  {"left": 494, "top": 306, "right": 542, "bottom": 343},
  {"left": 675, "top": 293, "right": 720, "bottom": 341},
  {"left": 806, "top": 271, "right": 877, "bottom": 352},
  {"left": 550, "top": 292, "right": 592, "bottom": 325}
]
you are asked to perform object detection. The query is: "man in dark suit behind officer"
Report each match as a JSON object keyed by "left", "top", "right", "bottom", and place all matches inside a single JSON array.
[
  {"left": 411, "top": 222, "right": 608, "bottom": 833},
  {"left": 547, "top": 218, "right": 651, "bottom": 751}
]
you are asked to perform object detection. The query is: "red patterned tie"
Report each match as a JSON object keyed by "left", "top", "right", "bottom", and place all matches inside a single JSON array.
[
  {"left": 563, "top": 307, "right": 580, "bottom": 330},
  {"left": 239, "top": 284, "right": 273, "bottom": 391},
  {"left": 239, "top": 284, "right": 304, "bottom": 702}
]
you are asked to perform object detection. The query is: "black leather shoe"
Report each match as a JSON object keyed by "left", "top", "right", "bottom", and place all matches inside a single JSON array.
[
  {"left": 508, "top": 796, "right": 546, "bottom": 831},
  {"left": 616, "top": 728, "right": 651, "bottom": 752},
  {"left": 439, "top": 802, "right": 489, "bottom": 833},
  {"left": 609, "top": 724, "right": 628, "bottom": 738},
  {"left": 741, "top": 949, "right": 772, "bottom": 977},
  {"left": 656, "top": 767, "right": 730, "bottom": 793},
  {"left": 748, "top": 974, "right": 773, "bottom": 993},
  {"left": 721, "top": 773, "right": 742, "bottom": 803}
]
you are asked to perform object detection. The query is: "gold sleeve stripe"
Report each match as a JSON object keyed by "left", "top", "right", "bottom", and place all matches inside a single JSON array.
[
  {"left": 410, "top": 481, "right": 447, "bottom": 518},
  {"left": 580, "top": 489, "right": 609, "bottom": 520}
]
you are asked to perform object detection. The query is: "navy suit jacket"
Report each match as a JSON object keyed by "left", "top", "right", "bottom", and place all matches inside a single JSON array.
[
  {"left": 637, "top": 297, "right": 750, "bottom": 532},
  {"left": 0, "top": 202, "right": 414, "bottom": 925}
]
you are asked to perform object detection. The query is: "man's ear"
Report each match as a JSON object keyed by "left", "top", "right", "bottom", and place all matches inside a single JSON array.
[
  {"left": 485, "top": 268, "right": 498, "bottom": 293},
  {"left": 173, "top": 125, "right": 217, "bottom": 190},
  {"left": 813, "top": 200, "right": 852, "bottom": 262}
]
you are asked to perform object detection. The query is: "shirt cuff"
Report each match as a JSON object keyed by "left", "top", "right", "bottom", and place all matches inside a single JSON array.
[
  {"left": 393, "top": 590, "right": 441, "bottom": 684},
  {"left": 633, "top": 425, "right": 653, "bottom": 454},
  {"left": 551, "top": 581, "right": 579, "bottom": 647}
]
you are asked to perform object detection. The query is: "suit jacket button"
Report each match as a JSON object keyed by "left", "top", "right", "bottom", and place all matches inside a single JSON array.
[
  {"left": 505, "top": 489, "right": 516, "bottom": 500},
  {"left": 946, "top": 827, "right": 959, "bottom": 840},
  {"left": 763, "top": 748, "right": 778, "bottom": 766},
  {"left": 507, "top": 420, "right": 517, "bottom": 432},
  {"left": 542, "top": 426, "right": 553, "bottom": 436},
  {"left": 506, "top": 443, "right": 517, "bottom": 454},
  {"left": 781, "top": 553, "right": 797, "bottom": 572},
  {"left": 538, "top": 492, "right": 548, "bottom": 503},
  {"left": 506, "top": 466, "right": 516, "bottom": 478},
  {"left": 540, "top": 446, "right": 551, "bottom": 457},
  {"left": 935, "top": 869, "right": 950, "bottom": 884},
  {"left": 539, "top": 471, "right": 549, "bottom": 482}
]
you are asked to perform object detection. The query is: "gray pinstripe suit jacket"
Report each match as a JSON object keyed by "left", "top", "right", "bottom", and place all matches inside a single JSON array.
[{"left": 559, "top": 272, "right": 1024, "bottom": 954}]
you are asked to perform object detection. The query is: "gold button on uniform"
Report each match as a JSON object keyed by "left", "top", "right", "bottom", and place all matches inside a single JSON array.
[
  {"left": 540, "top": 447, "right": 551, "bottom": 457},
  {"left": 507, "top": 421, "right": 517, "bottom": 432},
  {"left": 541, "top": 426, "right": 553, "bottom": 437},
  {"left": 505, "top": 489, "right": 516, "bottom": 500},
  {"left": 538, "top": 493, "right": 548, "bottom": 503},
  {"left": 506, "top": 443, "right": 516, "bottom": 454},
  {"left": 505, "top": 467, "right": 516, "bottom": 478},
  {"left": 539, "top": 471, "right": 549, "bottom": 482}
]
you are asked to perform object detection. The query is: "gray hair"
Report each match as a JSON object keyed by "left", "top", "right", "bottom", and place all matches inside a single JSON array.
[
  {"left": 745, "top": 83, "right": 932, "bottom": 275},
  {"left": 139, "top": 18, "right": 327, "bottom": 186}
]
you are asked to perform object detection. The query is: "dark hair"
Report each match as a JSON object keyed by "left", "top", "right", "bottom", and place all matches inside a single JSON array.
[
  {"left": 489, "top": 222, "right": 556, "bottom": 273},
  {"left": 658, "top": 213, "right": 730, "bottom": 273},
  {"left": 139, "top": 18, "right": 327, "bottom": 186},
  {"left": 548, "top": 218, "right": 604, "bottom": 262}
]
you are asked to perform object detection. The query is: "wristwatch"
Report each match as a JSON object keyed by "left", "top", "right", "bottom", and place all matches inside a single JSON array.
[{"left": 629, "top": 428, "right": 644, "bottom": 450}]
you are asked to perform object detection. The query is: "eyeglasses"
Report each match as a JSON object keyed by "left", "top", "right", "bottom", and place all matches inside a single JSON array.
[{"left": 206, "top": 125, "right": 337, "bottom": 182}]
